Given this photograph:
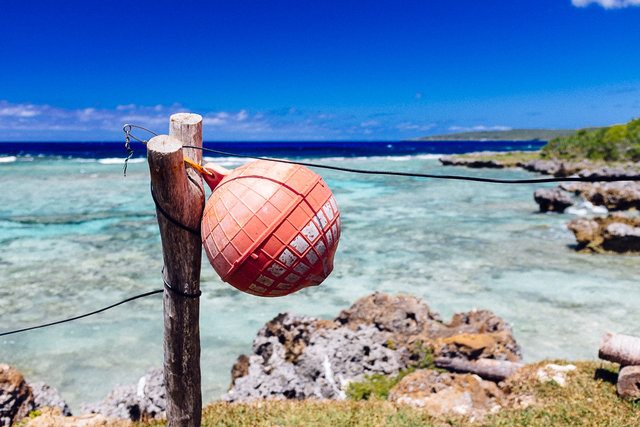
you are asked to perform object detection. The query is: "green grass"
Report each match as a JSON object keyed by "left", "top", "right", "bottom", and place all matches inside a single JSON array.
[
  {"left": 467, "top": 150, "right": 542, "bottom": 165},
  {"left": 443, "top": 150, "right": 543, "bottom": 167},
  {"left": 346, "top": 340, "right": 438, "bottom": 400},
  {"left": 131, "top": 361, "right": 640, "bottom": 426}
]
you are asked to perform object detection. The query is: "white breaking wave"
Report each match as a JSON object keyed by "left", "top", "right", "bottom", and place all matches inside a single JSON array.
[
  {"left": 302, "top": 153, "right": 444, "bottom": 163},
  {"left": 203, "top": 156, "right": 247, "bottom": 168},
  {"left": 0, "top": 156, "right": 17, "bottom": 163},
  {"left": 566, "top": 200, "right": 609, "bottom": 216},
  {"left": 98, "top": 157, "right": 145, "bottom": 165}
]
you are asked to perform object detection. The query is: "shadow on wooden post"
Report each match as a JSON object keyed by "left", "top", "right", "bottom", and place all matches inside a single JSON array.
[{"left": 147, "top": 113, "right": 204, "bottom": 426}]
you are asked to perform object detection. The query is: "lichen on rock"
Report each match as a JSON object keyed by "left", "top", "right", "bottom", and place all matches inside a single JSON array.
[
  {"left": 223, "top": 292, "right": 522, "bottom": 403},
  {"left": 388, "top": 369, "right": 506, "bottom": 418}
]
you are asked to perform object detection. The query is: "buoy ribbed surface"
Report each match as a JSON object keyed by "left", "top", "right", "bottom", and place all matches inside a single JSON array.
[{"left": 201, "top": 160, "right": 340, "bottom": 297}]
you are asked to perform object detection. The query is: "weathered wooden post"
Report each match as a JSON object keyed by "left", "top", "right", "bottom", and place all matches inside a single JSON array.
[{"left": 147, "top": 113, "right": 204, "bottom": 426}]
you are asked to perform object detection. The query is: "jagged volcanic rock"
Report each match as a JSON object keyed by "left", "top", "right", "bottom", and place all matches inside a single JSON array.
[{"left": 224, "top": 292, "right": 521, "bottom": 403}]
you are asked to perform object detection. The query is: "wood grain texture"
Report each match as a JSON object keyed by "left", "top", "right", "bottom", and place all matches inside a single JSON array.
[
  {"left": 148, "top": 112, "right": 204, "bottom": 426},
  {"left": 599, "top": 333, "right": 640, "bottom": 366},
  {"left": 617, "top": 365, "right": 640, "bottom": 398}
]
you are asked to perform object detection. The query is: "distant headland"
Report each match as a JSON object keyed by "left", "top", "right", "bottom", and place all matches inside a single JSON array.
[{"left": 409, "top": 128, "right": 581, "bottom": 142}]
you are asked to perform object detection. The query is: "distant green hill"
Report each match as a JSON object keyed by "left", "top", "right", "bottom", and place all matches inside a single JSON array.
[
  {"left": 411, "top": 128, "right": 577, "bottom": 142},
  {"left": 542, "top": 118, "right": 640, "bottom": 162}
]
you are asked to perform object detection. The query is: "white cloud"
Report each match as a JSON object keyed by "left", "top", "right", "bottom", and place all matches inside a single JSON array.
[
  {"left": 116, "top": 104, "right": 136, "bottom": 111},
  {"left": 448, "top": 125, "right": 512, "bottom": 132},
  {"left": 0, "top": 100, "right": 443, "bottom": 141},
  {"left": 0, "top": 103, "right": 41, "bottom": 118},
  {"left": 236, "top": 110, "right": 248, "bottom": 121},
  {"left": 572, "top": 0, "right": 640, "bottom": 8},
  {"left": 396, "top": 122, "right": 436, "bottom": 132}
]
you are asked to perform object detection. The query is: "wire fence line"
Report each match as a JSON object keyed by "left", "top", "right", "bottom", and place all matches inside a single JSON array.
[
  {"left": 4, "top": 133, "right": 639, "bottom": 338},
  {"left": 0, "top": 290, "right": 163, "bottom": 337}
]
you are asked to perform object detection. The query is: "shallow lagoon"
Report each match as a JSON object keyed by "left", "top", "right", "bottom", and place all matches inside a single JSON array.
[{"left": 1, "top": 153, "right": 638, "bottom": 410}]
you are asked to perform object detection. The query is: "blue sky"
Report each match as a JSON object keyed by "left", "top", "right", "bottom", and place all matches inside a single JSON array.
[{"left": 1, "top": 0, "right": 639, "bottom": 141}]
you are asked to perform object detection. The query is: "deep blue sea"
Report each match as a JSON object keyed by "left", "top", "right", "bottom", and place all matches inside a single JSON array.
[
  {"left": 2, "top": 140, "right": 638, "bottom": 411},
  {"left": 0, "top": 139, "right": 544, "bottom": 159}
]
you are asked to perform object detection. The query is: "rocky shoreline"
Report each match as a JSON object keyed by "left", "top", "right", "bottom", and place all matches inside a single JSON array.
[
  {"left": 224, "top": 292, "right": 520, "bottom": 404},
  {"left": 440, "top": 152, "right": 640, "bottom": 179},
  {"left": 441, "top": 152, "right": 640, "bottom": 253},
  {"left": 0, "top": 364, "right": 165, "bottom": 426},
  {"left": 2, "top": 291, "right": 586, "bottom": 424}
]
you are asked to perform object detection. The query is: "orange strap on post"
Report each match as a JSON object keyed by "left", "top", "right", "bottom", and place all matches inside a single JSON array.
[{"left": 183, "top": 156, "right": 213, "bottom": 176}]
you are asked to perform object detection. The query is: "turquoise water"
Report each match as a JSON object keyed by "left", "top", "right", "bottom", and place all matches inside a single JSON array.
[{"left": 1, "top": 154, "right": 639, "bottom": 411}]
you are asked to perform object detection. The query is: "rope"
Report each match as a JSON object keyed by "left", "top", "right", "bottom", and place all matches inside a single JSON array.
[
  {"left": 0, "top": 290, "right": 163, "bottom": 337},
  {"left": 185, "top": 145, "right": 640, "bottom": 185},
  {"left": 150, "top": 182, "right": 201, "bottom": 236}
]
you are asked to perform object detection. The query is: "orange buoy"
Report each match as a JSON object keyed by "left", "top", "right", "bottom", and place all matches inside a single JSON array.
[{"left": 200, "top": 160, "right": 340, "bottom": 297}]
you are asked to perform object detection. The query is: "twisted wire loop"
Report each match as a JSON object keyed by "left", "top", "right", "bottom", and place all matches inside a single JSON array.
[
  {"left": 163, "top": 279, "right": 202, "bottom": 298},
  {"left": 122, "top": 124, "right": 159, "bottom": 176},
  {"left": 161, "top": 266, "right": 202, "bottom": 298}
]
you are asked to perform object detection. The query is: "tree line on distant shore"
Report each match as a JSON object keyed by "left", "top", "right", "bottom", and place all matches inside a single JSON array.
[{"left": 542, "top": 117, "right": 640, "bottom": 163}]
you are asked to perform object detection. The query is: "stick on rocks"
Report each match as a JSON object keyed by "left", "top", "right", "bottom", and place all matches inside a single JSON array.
[{"left": 434, "top": 357, "right": 524, "bottom": 382}]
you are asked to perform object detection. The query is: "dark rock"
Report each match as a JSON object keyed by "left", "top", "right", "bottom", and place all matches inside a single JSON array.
[
  {"left": 520, "top": 159, "right": 593, "bottom": 177},
  {"left": 521, "top": 159, "right": 563, "bottom": 176},
  {"left": 567, "top": 214, "right": 640, "bottom": 253},
  {"left": 338, "top": 293, "right": 521, "bottom": 360},
  {"left": 583, "top": 182, "right": 640, "bottom": 211},
  {"left": 257, "top": 312, "right": 334, "bottom": 364},
  {"left": 389, "top": 369, "right": 506, "bottom": 418},
  {"left": 424, "top": 309, "right": 522, "bottom": 362},
  {"left": 430, "top": 308, "right": 516, "bottom": 337},
  {"left": 430, "top": 331, "right": 521, "bottom": 362},
  {"left": 222, "top": 312, "right": 409, "bottom": 402},
  {"left": 558, "top": 182, "right": 587, "bottom": 195},
  {"left": 578, "top": 166, "right": 640, "bottom": 180},
  {"left": 440, "top": 152, "right": 506, "bottom": 168},
  {"left": 224, "top": 292, "right": 522, "bottom": 403},
  {"left": 28, "top": 382, "right": 71, "bottom": 416},
  {"left": 602, "top": 222, "right": 640, "bottom": 253},
  {"left": 534, "top": 188, "right": 575, "bottom": 212},
  {"left": 335, "top": 291, "right": 442, "bottom": 347},
  {"left": 80, "top": 367, "right": 165, "bottom": 421},
  {"left": 567, "top": 217, "right": 601, "bottom": 249},
  {"left": 0, "top": 363, "right": 35, "bottom": 427},
  {"left": 230, "top": 355, "right": 250, "bottom": 388},
  {"left": 558, "top": 182, "right": 640, "bottom": 211}
]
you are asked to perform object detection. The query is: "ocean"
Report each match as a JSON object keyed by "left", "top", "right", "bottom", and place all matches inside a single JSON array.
[{"left": 1, "top": 140, "right": 638, "bottom": 411}]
